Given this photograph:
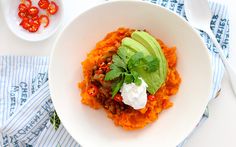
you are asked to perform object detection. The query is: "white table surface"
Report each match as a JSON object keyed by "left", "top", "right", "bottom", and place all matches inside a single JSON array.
[{"left": 0, "top": 0, "right": 236, "bottom": 147}]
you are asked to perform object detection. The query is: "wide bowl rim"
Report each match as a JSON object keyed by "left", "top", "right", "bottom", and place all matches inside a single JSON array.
[{"left": 49, "top": 0, "right": 213, "bottom": 146}]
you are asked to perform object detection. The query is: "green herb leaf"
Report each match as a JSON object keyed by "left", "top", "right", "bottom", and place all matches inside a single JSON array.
[
  {"left": 117, "top": 46, "right": 128, "bottom": 63},
  {"left": 111, "top": 76, "right": 124, "bottom": 98},
  {"left": 119, "top": 46, "right": 136, "bottom": 63},
  {"left": 109, "top": 64, "right": 121, "bottom": 71},
  {"left": 134, "top": 78, "right": 142, "bottom": 86},
  {"left": 104, "top": 69, "right": 122, "bottom": 81},
  {"left": 131, "top": 70, "right": 138, "bottom": 80},
  {"left": 50, "top": 111, "right": 61, "bottom": 130},
  {"left": 127, "top": 52, "right": 144, "bottom": 70},
  {"left": 105, "top": 39, "right": 160, "bottom": 96},
  {"left": 143, "top": 56, "right": 159, "bottom": 72},
  {"left": 112, "top": 54, "right": 127, "bottom": 70},
  {"left": 124, "top": 73, "right": 134, "bottom": 84}
]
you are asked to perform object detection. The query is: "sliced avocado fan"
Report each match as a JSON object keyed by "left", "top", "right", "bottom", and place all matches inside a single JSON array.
[{"left": 118, "top": 30, "right": 168, "bottom": 94}]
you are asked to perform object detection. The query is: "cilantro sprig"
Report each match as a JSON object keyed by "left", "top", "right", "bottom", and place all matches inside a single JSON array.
[
  {"left": 50, "top": 111, "right": 61, "bottom": 130},
  {"left": 104, "top": 47, "right": 159, "bottom": 98}
]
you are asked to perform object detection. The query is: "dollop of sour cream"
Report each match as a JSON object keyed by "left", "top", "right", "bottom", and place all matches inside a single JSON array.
[{"left": 120, "top": 78, "right": 148, "bottom": 110}]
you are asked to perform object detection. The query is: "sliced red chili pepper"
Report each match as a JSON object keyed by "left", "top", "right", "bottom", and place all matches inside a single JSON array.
[
  {"left": 114, "top": 94, "right": 123, "bottom": 102},
  {"left": 23, "top": 0, "right": 32, "bottom": 8},
  {"left": 34, "top": 19, "right": 41, "bottom": 27},
  {"left": 39, "top": 15, "right": 49, "bottom": 28},
  {"left": 18, "top": 3, "right": 28, "bottom": 12},
  {"left": 87, "top": 85, "right": 98, "bottom": 97},
  {"left": 22, "top": 24, "right": 31, "bottom": 30},
  {"left": 20, "top": 19, "right": 31, "bottom": 30},
  {"left": 148, "top": 95, "right": 156, "bottom": 101},
  {"left": 28, "top": 6, "right": 39, "bottom": 16},
  {"left": 18, "top": 11, "right": 27, "bottom": 19},
  {"left": 20, "top": 17, "right": 28, "bottom": 24},
  {"left": 31, "top": 15, "right": 39, "bottom": 20},
  {"left": 20, "top": 17, "right": 40, "bottom": 32},
  {"left": 28, "top": 18, "right": 34, "bottom": 24},
  {"left": 28, "top": 24, "right": 40, "bottom": 32},
  {"left": 38, "top": 0, "right": 50, "bottom": 9},
  {"left": 47, "top": 1, "right": 58, "bottom": 15},
  {"left": 29, "top": 18, "right": 40, "bottom": 27},
  {"left": 22, "top": 17, "right": 29, "bottom": 22}
]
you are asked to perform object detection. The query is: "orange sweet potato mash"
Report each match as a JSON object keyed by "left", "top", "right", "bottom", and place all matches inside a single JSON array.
[{"left": 79, "top": 28, "right": 181, "bottom": 130}]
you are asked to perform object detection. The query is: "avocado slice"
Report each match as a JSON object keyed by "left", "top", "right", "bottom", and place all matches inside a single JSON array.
[{"left": 118, "top": 31, "right": 167, "bottom": 94}]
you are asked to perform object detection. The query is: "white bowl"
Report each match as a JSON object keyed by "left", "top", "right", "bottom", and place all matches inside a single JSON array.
[
  {"left": 3, "top": 0, "right": 63, "bottom": 41},
  {"left": 49, "top": 1, "right": 212, "bottom": 147}
]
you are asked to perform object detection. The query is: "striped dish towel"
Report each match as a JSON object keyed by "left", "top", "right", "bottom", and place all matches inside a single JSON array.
[{"left": 0, "top": 0, "right": 229, "bottom": 146}]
